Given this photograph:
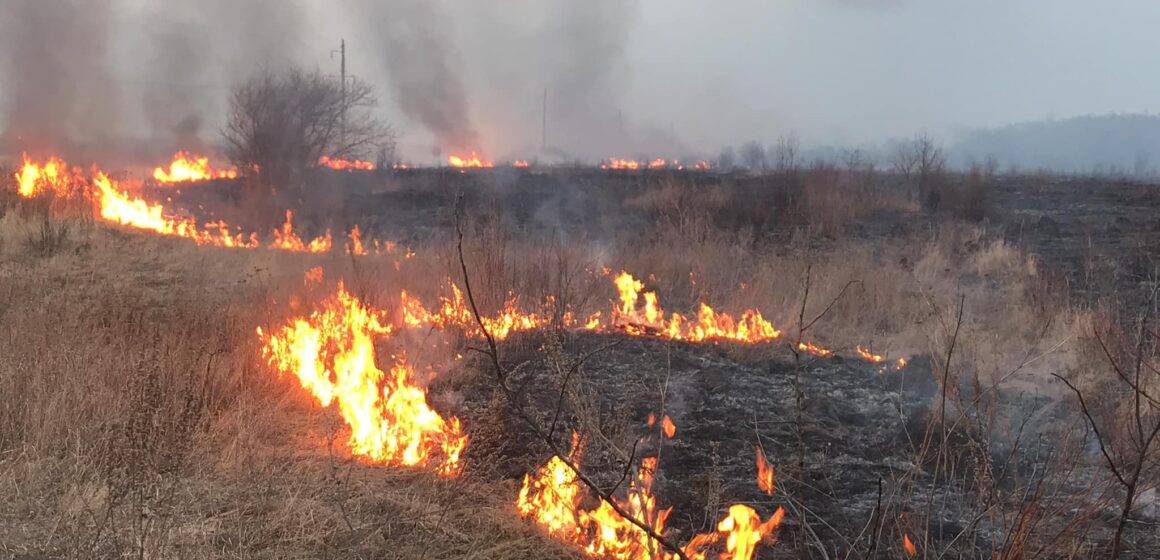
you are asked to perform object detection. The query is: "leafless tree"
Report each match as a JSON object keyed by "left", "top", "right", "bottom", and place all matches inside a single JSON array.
[
  {"left": 773, "top": 134, "right": 799, "bottom": 174},
  {"left": 740, "top": 140, "right": 767, "bottom": 171},
  {"left": 223, "top": 67, "right": 392, "bottom": 191}
]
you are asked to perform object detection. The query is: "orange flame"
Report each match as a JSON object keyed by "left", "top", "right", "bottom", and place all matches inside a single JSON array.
[
  {"left": 95, "top": 172, "right": 260, "bottom": 248},
  {"left": 257, "top": 282, "right": 466, "bottom": 474},
  {"left": 319, "top": 155, "right": 376, "bottom": 171},
  {"left": 152, "top": 152, "right": 238, "bottom": 183},
  {"left": 797, "top": 341, "right": 833, "bottom": 358},
  {"left": 14, "top": 154, "right": 86, "bottom": 199},
  {"left": 512, "top": 160, "right": 531, "bottom": 168},
  {"left": 610, "top": 272, "right": 780, "bottom": 343},
  {"left": 755, "top": 447, "right": 775, "bottom": 495},
  {"left": 903, "top": 534, "right": 917, "bottom": 557},
  {"left": 270, "top": 210, "right": 333, "bottom": 253},
  {"left": 896, "top": 357, "right": 908, "bottom": 370},
  {"left": 647, "top": 158, "right": 668, "bottom": 170},
  {"left": 855, "top": 345, "right": 886, "bottom": 364},
  {"left": 601, "top": 158, "right": 641, "bottom": 170},
  {"left": 448, "top": 152, "right": 494, "bottom": 168},
  {"left": 517, "top": 437, "right": 673, "bottom": 560},
  {"left": 693, "top": 160, "right": 713, "bottom": 171}
]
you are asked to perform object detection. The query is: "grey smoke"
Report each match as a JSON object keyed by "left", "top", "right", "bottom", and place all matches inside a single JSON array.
[
  {"left": 354, "top": 0, "right": 479, "bottom": 155},
  {"left": 1, "top": 0, "right": 121, "bottom": 155}
]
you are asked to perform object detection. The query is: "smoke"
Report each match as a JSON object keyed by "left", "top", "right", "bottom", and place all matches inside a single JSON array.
[
  {"left": 354, "top": 0, "right": 479, "bottom": 155},
  {"left": 0, "top": 0, "right": 656, "bottom": 161},
  {"left": 0, "top": 0, "right": 122, "bottom": 155},
  {"left": 541, "top": 0, "right": 641, "bottom": 159},
  {"left": 136, "top": 0, "right": 305, "bottom": 156}
]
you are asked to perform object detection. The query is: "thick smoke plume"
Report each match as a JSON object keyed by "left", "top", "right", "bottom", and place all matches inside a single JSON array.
[
  {"left": 354, "top": 0, "right": 480, "bottom": 155},
  {"left": 1, "top": 0, "right": 122, "bottom": 156}
]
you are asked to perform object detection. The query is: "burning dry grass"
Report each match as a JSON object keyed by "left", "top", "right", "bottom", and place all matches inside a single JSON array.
[{"left": 0, "top": 167, "right": 1132, "bottom": 558}]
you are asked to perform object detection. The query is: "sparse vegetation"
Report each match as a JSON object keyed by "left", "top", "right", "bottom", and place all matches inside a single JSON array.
[{"left": 1, "top": 163, "right": 1158, "bottom": 558}]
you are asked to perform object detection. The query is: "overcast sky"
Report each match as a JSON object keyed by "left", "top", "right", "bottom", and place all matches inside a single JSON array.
[{"left": 5, "top": 0, "right": 1158, "bottom": 161}]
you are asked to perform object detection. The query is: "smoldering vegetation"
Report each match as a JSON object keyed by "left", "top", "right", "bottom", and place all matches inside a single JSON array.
[{"left": 2, "top": 155, "right": 1159, "bottom": 557}]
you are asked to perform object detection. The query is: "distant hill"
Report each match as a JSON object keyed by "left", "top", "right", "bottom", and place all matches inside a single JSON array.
[{"left": 951, "top": 113, "right": 1160, "bottom": 175}]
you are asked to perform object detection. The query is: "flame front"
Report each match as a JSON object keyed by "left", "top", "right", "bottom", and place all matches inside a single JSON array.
[
  {"left": 519, "top": 428, "right": 786, "bottom": 560},
  {"left": 258, "top": 282, "right": 467, "bottom": 474},
  {"left": 855, "top": 345, "right": 885, "bottom": 363},
  {"left": 602, "top": 158, "right": 641, "bottom": 170},
  {"left": 448, "top": 152, "right": 494, "bottom": 168},
  {"left": 95, "top": 172, "right": 261, "bottom": 248},
  {"left": 609, "top": 272, "right": 780, "bottom": 343},
  {"left": 14, "top": 154, "right": 86, "bottom": 199},
  {"left": 516, "top": 436, "right": 673, "bottom": 560},
  {"left": 270, "top": 210, "right": 334, "bottom": 253},
  {"left": 319, "top": 156, "right": 376, "bottom": 171},
  {"left": 152, "top": 152, "right": 238, "bottom": 183}
]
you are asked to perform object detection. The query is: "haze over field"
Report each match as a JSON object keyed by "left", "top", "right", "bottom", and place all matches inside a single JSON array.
[{"left": 2, "top": 0, "right": 1157, "bottom": 167}]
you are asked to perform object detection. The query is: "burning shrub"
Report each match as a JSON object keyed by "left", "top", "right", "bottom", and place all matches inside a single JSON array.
[{"left": 223, "top": 67, "right": 392, "bottom": 193}]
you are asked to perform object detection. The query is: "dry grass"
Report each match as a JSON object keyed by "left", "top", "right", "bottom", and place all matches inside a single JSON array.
[
  {"left": 0, "top": 171, "right": 1137, "bottom": 558},
  {"left": 0, "top": 210, "right": 570, "bottom": 559}
]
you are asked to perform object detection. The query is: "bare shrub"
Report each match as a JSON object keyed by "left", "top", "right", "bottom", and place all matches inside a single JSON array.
[
  {"left": 739, "top": 140, "right": 767, "bottom": 171},
  {"left": 223, "top": 67, "right": 392, "bottom": 192}
]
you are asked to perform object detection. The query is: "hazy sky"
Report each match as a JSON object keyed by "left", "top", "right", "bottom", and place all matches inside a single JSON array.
[
  {"left": 329, "top": 0, "right": 1160, "bottom": 156},
  {"left": 5, "top": 0, "right": 1158, "bottom": 161}
]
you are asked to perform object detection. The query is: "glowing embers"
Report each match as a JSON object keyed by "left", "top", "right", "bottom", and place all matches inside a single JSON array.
[
  {"left": 608, "top": 272, "right": 781, "bottom": 343},
  {"left": 448, "top": 152, "right": 494, "bottom": 168},
  {"left": 257, "top": 282, "right": 467, "bottom": 475},
  {"left": 152, "top": 152, "right": 238, "bottom": 183},
  {"left": 319, "top": 155, "right": 376, "bottom": 171}
]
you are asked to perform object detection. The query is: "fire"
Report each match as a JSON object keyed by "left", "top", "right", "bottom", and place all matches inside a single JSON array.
[
  {"left": 14, "top": 154, "right": 85, "bottom": 199},
  {"left": 516, "top": 436, "right": 673, "bottom": 560},
  {"left": 683, "top": 506, "right": 786, "bottom": 560},
  {"left": 693, "top": 160, "right": 713, "bottom": 171},
  {"left": 270, "top": 210, "right": 334, "bottom": 253},
  {"left": 903, "top": 534, "right": 917, "bottom": 557},
  {"left": 896, "top": 357, "right": 908, "bottom": 370},
  {"left": 448, "top": 152, "right": 494, "bottom": 168},
  {"left": 519, "top": 428, "right": 786, "bottom": 559},
  {"left": 257, "top": 282, "right": 467, "bottom": 474},
  {"left": 609, "top": 272, "right": 780, "bottom": 343},
  {"left": 797, "top": 341, "right": 833, "bottom": 358},
  {"left": 601, "top": 158, "right": 640, "bottom": 170},
  {"left": 647, "top": 158, "right": 668, "bottom": 169},
  {"left": 512, "top": 160, "right": 531, "bottom": 168},
  {"left": 152, "top": 151, "right": 238, "bottom": 183},
  {"left": 855, "top": 345, "right": 885, "bottom": 363},
  {"left": 755, "top": 447, "right": 775, "bottom": 495},
  {"left": 319, "top": 155, "right": 376, "bottom": 171},
  {"left": 94, "top": 172, "right": 260, "bottom": 248},
  {"left": 400, "top": 282, "right": 548, "bottom": 341}
]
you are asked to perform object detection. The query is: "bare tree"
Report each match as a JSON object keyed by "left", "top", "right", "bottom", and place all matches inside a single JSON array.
[
  {"left": 223, "top": 67, "right": 392, "bottom": 191},
  {"left": 740, "top": 140, "right": 767, "bottom": 171},
  {"left": 773, "top": 134, "right": 799, "bottom": 173}
]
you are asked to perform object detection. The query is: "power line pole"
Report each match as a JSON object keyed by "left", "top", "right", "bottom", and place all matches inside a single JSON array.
[{"left": 331, "top": 39, "right": 347, "bottom": 150}]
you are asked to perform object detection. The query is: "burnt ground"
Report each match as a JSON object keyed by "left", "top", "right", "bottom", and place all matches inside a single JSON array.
[
  {"left": 445, "top": 331, "right": 1061, "bottom": 558},
  {"left": 160, "top": 168, "right": 1160, "bottom": 556},
  {"left": 990, "top": 176, "right": 1160, "bottom": 310}
]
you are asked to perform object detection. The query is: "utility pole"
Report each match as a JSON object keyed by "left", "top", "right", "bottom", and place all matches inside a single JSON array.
[
  {"left": 331, "top": 39, "right": 347, "bottom": 150},
  {"left": 541, "top": 88, "right": 548, "bottom": 152}
]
